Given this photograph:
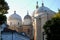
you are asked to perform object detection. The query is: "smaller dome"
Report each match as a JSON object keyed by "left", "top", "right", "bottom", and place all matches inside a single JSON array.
[
  {"left": 8, "top": 11, "right": 22, "bottom": 21},
  {"left": 23, "top": 11, "right": 32, "bottom": 25},
  {"left": 24, "top": 11, "right": 31, "bottom": 19},
  {"left": 7, "top": 11, "right": 22, "bottom": 27},
  {"left": 24, "top": 15, "right": 31, "bottom": 19}
]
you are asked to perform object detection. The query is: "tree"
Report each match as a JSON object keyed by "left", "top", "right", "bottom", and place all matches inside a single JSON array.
[
  {"left": 0, "top": 0, "right": 9, "bottom": 14},
  {"left": 0, "top": 0, "right": 9, "bottom": 25},
  {"left": 43, "top": 9, "right": 60, "bottom": 40}
]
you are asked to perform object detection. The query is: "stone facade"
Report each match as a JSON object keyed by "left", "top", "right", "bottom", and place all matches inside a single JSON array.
[{"left": 7, "top": 1, "right": 56, "bottom": 40}]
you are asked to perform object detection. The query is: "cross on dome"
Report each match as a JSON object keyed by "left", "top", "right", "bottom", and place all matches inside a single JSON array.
[{"left": 27, "top": 11, "right": 29, "bottom": 15}]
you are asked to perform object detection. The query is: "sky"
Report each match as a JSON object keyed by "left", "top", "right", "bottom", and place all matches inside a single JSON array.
[{"left": 5, "top": 0, "right": 60, "bottom": 19}]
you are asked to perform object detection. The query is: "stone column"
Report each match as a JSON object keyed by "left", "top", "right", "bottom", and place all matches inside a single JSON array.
[
  {"left": 34, "top": 16, "right": 42, "bottom": 40},
  {"left": 34, "top": 18, "right": 37, "bottom": 40}
]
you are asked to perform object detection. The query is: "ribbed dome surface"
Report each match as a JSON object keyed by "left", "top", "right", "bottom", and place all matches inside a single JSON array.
[
  {"left": 35, "top": 6, "right": 51, "bottom": 13},
  {"left": 24, "top": 15, "right": 31, "bottom": 19},
  {"left": 23, "top": 12, "right": 32, "bottom": 25},
  {"left": 8, "top": 11, "right": 22, "bottom": 21},
  {"left": 7, "top": 11, "right": 22, "bottom": 27},
  {"left": 33, "top": 3, "right": 55, "bottom": 17}
]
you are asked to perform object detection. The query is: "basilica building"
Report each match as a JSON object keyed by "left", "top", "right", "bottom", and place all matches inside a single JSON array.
[
  {"left": 7, "top": 11, "right": 33, "bottom": 40},
  {"left": 1, "top": 1, "right": 55, "bottom": 40}
]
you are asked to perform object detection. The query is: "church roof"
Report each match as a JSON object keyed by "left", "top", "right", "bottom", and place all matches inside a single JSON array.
[
  {"left": 34, "top": 2, "right": 55, "bottom": 14},
  {"left": 24, "top": 11, "right": 31, "bottom": 19},
  {"left": 8, "top": 11, "right": 22, "bottom": 21},
  {"left": 2, "top": 28, "right": 30, "bottom": 39},
  {"left": 35, "top": 6, "right": 53, "bottom": 13},
  {"left": 24, "top": 15, "right": 31, "bottom": 19}
]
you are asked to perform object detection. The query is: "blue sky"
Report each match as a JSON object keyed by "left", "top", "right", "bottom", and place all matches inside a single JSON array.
[{"left": 5, "top": 0, "right": 60, "bottom": 19}]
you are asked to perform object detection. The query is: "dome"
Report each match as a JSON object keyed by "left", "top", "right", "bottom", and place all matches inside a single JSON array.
[
  {"left": 24, "top": 11, "right": 31, "bottom": 19},
  {"left": 35, "top": 3, "right": 54, "bottom": 13},
  {"left": 33, "top": 2, "right": 55, "bottom": 17},
  {"left": 23, "top": 11, "right": 32, "bottom": 25},
  {"left": 35, "top": 6, "right": 52, "bottom": 13},
  {"left": 7, "top": 11, "right": 22, "bottom": 27},
  {"left": 24, "top": 15, "right": 31, "bottom": 19},
  {"left": 8, "top": 11, "right": 22, "bottom": 21}
]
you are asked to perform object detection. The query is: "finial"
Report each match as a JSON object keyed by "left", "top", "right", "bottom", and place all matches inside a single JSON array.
[
  {"left": 36, "top": 1, "right": 39, "bottom": 9},
  {"left": 27, "top": 11, "right": 29, "bottom": 15},
  {"left": 42, "top": 0, "right": 44, "bottom": 7},
  {"left": 37, "top": 1, "right": 38, "bottom": 5},
  {"left": 42, "top": 3, "right": 44, "bottom": 7},
  {"left": 14, "top": 11, "right": 16, "bottom": 14}
]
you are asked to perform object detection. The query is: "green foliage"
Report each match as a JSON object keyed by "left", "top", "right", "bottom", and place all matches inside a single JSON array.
[
  {"left": 0, "top": 14, "right": 6, "bottom": 25},
  {"left": 53, "top": 9, "right": 60, "bottom": 18},
  {"left": 0, "top": 0, "right": 9, "bottom": 14},
  {"left": 0, "top": 0, "right": 9, "bottom": 25},
  {"left": 43, "top": 9, "right": 60, "bottom": 40}
]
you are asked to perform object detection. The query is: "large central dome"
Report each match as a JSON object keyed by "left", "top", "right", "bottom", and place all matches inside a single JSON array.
[
  {"left": 35, "top": 6, "right": 51, "bottom": 13},
  {"left": 33, "top": 2, "right": 55, "bottom": 17}
]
